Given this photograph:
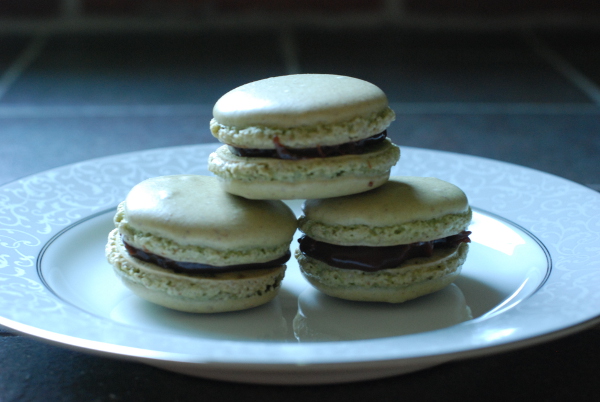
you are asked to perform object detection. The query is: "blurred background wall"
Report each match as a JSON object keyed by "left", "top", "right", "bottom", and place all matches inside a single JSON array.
[{"left": 0, "top": 0, "right": 598, "bottom": 33}]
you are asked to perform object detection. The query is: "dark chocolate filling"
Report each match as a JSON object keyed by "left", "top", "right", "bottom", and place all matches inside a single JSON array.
[
  {"left": 298, "top": 231, "right": 471, "bottom": 272},
  {"left": 123, "top": 239, "right": 291, "bottom": 275},
  {"left": 229, "top": 131, "right": 387, "bottom": 160}
]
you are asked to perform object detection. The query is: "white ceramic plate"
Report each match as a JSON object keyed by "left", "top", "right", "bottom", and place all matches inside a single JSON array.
[{"left": 1, "top": 144, "right": 599, "bottom": 385}]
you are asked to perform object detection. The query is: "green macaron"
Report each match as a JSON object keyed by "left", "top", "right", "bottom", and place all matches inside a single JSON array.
[
  {"left": 295, "top": 176, "right": 473, "bottom": 303},
  {"left": 105, "top": 175, "right": 297, "bottom": 313},
  {"left": 208, "top": 74, "right": 400, "bottom": 200}
]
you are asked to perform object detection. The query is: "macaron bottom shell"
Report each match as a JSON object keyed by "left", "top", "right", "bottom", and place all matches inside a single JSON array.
[
  {"left": 215, "top": 172, "right": 391, "bottom": 200},
  {"left": 207, "top": 139, "right": 400, "bottom": 200},
  {"left": 295, "top": 243, "right": 468, "bottom": 303},
  {"left": 106, "top": 229, "right": 285, "bottom": 313}
]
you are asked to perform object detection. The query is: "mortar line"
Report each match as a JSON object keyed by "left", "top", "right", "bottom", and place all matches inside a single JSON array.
[
  {"left": 0, "top": 104, "right": 215, "bottom": 118},
  {"left": 387, "top": 102, "right": 600, "bottom": 114},
  {"left": 279, "top": 28, "right": 301, "bottom": 75},
  {"left": 0, "top": 102, "right": 598, "bottom": 118},
  {"left": 0, "top": 34, "right": 48, "bottom": 100},
  {"left": 523, "top": 29, "right": 600, "bottom": 105}
]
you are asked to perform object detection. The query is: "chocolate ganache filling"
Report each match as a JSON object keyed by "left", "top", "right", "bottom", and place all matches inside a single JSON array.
[
  {"left": 229, "top": 131, "right": 387, "bottom": 160},
  {"left": 298, "top": 231, "right": 471, "bottom": 272},
  {"left": 122, "top": 238, "right": 290, "bottom": 274}
]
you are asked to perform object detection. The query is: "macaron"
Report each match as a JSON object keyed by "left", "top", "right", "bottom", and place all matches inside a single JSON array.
[
  {"left": 295, "top": 176, "right": 472, "bottom": 303},
  {"left": 208, "top": 74, "right": 400, "bottom": 200},
  {"left": 105, "top": 175, "right": 297, "bottom": 313}
]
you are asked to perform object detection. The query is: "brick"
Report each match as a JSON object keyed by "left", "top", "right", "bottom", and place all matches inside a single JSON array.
[
  {"left": 82, "top": 0, "right": 210, "bottom": 16},
  {"left": 405, "top": 0, "right": 600, "bottom": 16},
  {"left": 215, "top": 0, "right": 384, "bottom": 13},
  {"left": 0, "top": 0, "right": 60, "bottom": 17}
]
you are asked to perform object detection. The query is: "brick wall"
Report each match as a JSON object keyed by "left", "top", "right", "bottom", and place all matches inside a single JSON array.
[{"left": 0, "top": 1, "right": 598, "bottom": 27}]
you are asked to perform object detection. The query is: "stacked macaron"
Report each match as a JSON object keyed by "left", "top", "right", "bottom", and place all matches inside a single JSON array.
[
  {"left": 295, "top": 177, "right": 472, "bottom": 303},
  {"left": 107, "top": 74, "right": 472, "bottom": 313},
  {"left": 208, "top": 74, "right": 400, "bottom": 200},
  {"left": 206, "top": 74, "right": 471, "bottom": 304},
  {"left": 106, "top": 175, "right": 296, "bottom": 313}
]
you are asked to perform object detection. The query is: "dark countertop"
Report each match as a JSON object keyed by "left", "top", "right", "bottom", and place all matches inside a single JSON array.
[{"left": 1, "top": 26, "right": 599, "bottom": 401}]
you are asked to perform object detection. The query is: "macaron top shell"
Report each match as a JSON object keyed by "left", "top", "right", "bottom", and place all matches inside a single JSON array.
[
  {"left": 299, "top": 176, "right": 472, "bottom": 246},
  {"left": 304, "top": 176, "right": 469, "bottom": 225},
  {"left": 210, "top": 74, "right": 396, "bottom": 149},
  {"left": 116, "top": 175, "right": 297, "bottom": 251},
  {"left": 213, "top": 74, "right": 389, "bottom": 128}
]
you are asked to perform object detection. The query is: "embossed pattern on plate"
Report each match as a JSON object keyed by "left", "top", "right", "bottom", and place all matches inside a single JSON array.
[{"left": 1, "top": 144, "right": 599, "bottom": 384}]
